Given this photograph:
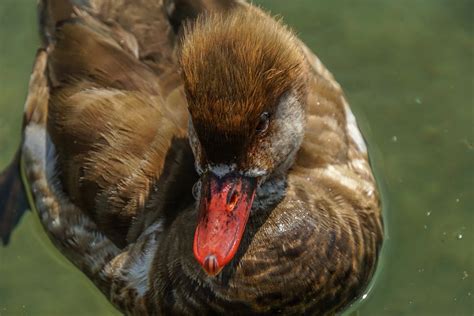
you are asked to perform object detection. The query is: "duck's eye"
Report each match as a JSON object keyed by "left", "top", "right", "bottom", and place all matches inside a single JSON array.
[{"left": 256, "top": 112, "right": 270, "bottom": 135}]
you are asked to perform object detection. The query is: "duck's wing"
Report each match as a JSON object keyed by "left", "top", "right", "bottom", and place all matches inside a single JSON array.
[
  {"left": 20, "top": 52, "right": 156, "bottom": 309},
  {"left": 0, "top": 0, "right": 172, "bottom": 247},
  {"left": 43, "top": 6, "right": 197, "bottom": 247}
]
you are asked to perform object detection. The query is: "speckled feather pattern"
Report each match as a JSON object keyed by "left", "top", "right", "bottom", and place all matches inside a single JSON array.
[{"left": 17, "top": 1, "right": 383, "bottom": 315}]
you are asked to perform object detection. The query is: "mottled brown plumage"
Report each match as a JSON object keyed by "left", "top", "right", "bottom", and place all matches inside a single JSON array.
[
  {"left": 42, "top": 5, "right": 193, "bottom": 246},
  {"left": 0, "top": 0, "right": 383, "bottom": 315}
]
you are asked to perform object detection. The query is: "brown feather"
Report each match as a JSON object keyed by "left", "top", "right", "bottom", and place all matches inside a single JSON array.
[
  {"left": 49, "top": 17, "right": 160, "bottom": 94},
  {"left": 45, "top": 10, "right": 191, "bottom": 246}
]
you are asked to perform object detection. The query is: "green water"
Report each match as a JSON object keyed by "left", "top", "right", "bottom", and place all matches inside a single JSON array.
[{"left": 0, "top": 1, "right": 472, "bottom": 315}]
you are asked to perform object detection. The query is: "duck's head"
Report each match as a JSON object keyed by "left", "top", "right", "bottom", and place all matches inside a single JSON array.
[{"left": 181, "top": 7, "right": 308, "bottom": 276}]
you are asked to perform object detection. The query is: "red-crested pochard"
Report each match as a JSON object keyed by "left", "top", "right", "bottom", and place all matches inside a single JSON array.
[{"left": 0, "top": 0, "right": 383, "bottom": 314}]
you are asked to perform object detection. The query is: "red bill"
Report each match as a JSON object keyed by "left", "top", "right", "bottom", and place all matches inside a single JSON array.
[{"left": 193, "top": 172, "right": 257, "bottom": 276}]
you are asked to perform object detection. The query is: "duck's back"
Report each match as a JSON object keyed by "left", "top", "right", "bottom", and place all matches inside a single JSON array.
[{"left": 41, "top": 0, "right": 205, "bottom": 246}]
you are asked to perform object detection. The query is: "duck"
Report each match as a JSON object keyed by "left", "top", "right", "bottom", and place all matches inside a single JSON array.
[{"left": 0, "top": 0, "right": 383, "bottom": 315}]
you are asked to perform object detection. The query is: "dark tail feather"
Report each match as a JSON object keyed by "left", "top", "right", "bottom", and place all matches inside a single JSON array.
[{"left": 0, "top": 149, "right": 29, "bottom": 245}]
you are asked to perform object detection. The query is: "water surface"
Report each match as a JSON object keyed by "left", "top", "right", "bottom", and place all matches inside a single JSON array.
[{"left": 0, "top": 1, "right": 472, "bottom": 315}]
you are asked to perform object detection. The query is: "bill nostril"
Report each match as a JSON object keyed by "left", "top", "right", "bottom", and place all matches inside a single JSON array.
[{"left": 226, "top": 189, "right": 240, "bottom": 212}]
